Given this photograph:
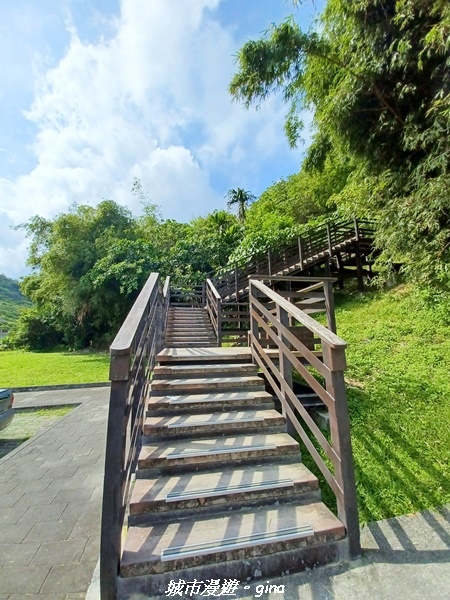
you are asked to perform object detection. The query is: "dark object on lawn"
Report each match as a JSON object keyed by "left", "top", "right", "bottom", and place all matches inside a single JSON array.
[{"left": 0, "top": 388, "right": 14, "bottom": 432}]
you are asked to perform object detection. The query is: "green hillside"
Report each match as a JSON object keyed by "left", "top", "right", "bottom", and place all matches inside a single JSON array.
[
  {"left": 329, "top": 284, "right": 450, "bottom": 522},
  {"left": 0, "top": 274, "right": 30, "bottom": 331}
]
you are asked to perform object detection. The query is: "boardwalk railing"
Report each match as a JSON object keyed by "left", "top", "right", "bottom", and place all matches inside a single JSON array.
[
  {"left": 213, "top": 217, "right": 375, "bottom": 300},
  {"left": 218, "top": 275, "right": 337, "bottom": 346},
  {"left": 249, "top": 278, "right": 360, "bottom": 558},
  {"left": 170, "top": 283, "right": 205, "bottom": 306},
  {"left": 100, "top": 273, "right": 170, "bottom": 600},
  {"left": 205, "top": 278, "right": 222, "bottom": 346}
]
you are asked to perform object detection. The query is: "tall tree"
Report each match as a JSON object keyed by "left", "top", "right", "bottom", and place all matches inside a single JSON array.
[
  {"left": 225, "top": 188, "right": 256, "bottom": 223},
  {"left": 230, "top": 0, "right": 450, "bottom": 287},
  {"left": 16, "top": 200, "right": 155, "bottom": 348}
]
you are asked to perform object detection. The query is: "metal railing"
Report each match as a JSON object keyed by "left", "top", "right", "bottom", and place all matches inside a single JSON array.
[
  {"left": 100, "top": 273, "right": 170, "bottom": 599},
  {"left": 248, "top": 278, "right": 360, "bottom": 558}
]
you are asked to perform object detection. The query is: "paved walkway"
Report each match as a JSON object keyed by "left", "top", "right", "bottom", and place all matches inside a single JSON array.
[
  {"left": 232, "top": 504, "right": 450, "bottom": 600},
  {"left": 0, "top": 387, "right": 109, "bottom": 600}
]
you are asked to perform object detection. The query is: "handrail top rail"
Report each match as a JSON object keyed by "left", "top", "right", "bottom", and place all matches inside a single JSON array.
[
  {"left": 206, "top": 278, "right": 222, "bottom": 300},
  {"left": 249, "top": 279, "right": 347, "bottom": 350},
  {"left": 163, "top": 276, "right": 170, "bottom": 298},
  {"left": 111, "top": 272, "right": 159, "bottom": 355},
  {"left": 248, "top": 275, "right": 338, "bottom": 283}
]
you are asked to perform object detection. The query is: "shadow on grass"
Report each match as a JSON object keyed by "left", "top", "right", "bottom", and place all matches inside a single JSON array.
[
  {"left": 346, "top": 383, "right": 450, "bottom": 524},
  {"left": 289, "top": 375, "right": 449, "bottom": 527}
]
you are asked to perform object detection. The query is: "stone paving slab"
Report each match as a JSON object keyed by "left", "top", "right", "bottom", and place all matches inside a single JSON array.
[
  {"left": 228, "top": 505, "right": 450, "bottom": 600},
  {"left": 0, "top": 387, "right": 109, "bottom": 600}
]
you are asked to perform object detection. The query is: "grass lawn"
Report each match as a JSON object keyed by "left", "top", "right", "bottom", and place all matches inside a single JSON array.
[
  {"left": 0, "top": 350, "right": 110, "bottom": 387},
  {"left": 321, "top": 284, "right": 450, "bottom": 524}
]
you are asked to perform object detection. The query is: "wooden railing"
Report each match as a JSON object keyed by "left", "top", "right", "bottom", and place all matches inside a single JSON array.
[
  {"left": 220, "top": 301, "right": 250, "bottom": 345},
  {"left": 212, "top": 217, "right": 375, "bottom": 300},
  {"left": 218, "top": 276, "right": 336, "bottom": 346},
  {"left": 205, "top": 278, "right": 222, "bottom": 346},
  {"left": 170, "top": 283, "right": 205, "bottom": 306},
  {"left": 249, "top": 278, "right": 360, "bottom": 558},
  {"left": 100, "top": 273, "right": 170, "bottom": 600}
]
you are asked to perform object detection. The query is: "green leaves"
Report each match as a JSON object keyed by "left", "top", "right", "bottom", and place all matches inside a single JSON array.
[{"left": 230, "top": 0, "right": 450, "bottom": 291}]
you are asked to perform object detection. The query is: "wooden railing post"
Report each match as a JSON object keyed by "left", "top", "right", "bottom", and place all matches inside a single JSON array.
[
  {"left": 206, "top": 278, "right": 223, "bottom": 346},
  {"left": 249, "top": 281, "right": 259, "bottom": 362},
  {"left": 268, "top": 249, "right": 272, "bottom": 275},
  {"left": 322, "top": 343, "right": 360, "bottom": 559},
  {"left": 100, "top": 353, "right": 129, "bottom": 600},
  {"left": 217, "top": 297, "right": 222, "bottom": 347},
  {"left": 201, "top": 281, "right": 206, "bottom": 307},
  {"left": 353, "top": 216, "right": 360, "bottom": 241},
  {"left": 298, "top": 236, "right": 303, "bottom": 269},
  {"left": 326, "top": 222, "right": 333, "bottom": 255},
  {"left": 323, "top": 281, "right": 337, "bottom": 334},
  {"left": 234, "top": 266, "right": 239, "bottom": 300},
  {"left": 276, "top": 304, "right": 294, "bottom": 436}
]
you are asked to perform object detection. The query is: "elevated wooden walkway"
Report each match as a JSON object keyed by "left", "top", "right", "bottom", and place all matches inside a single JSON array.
[{"left": 212, "top": 217, "right": 375, "bottom": 302}]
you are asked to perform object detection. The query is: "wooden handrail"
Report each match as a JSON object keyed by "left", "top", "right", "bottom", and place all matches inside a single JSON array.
[
  {"left": 248, "top": 279, "right": 360, "bottom": 558},
  {"left": 250, "top": 280, "right": 346, "bottom": 349},
  {"left": 163, "top": 275, "right": 170, "bottom": 299},
  {"left": 205, "top": 278, "right": 222, "bottom": 346},
  {"left": 100, "top": 273, "right": 168, "bottom": 600},
  {"left": 206, "top": 278, "right": 222, "bottom": 300},
  {"left": 109, "top": 273, "right": 159, "bottom": 355}
]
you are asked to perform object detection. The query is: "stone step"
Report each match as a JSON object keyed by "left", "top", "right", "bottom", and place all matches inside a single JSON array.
[
  {"left": 129, "top": 463, "right": 319, "bottom": 522},
  {"left": 164, "top": 342, "right": 218, "bottom": 348},
  {"left": 165, "top": 325, "right": 213, "bottom": 330},
  {"left": 137, "top": 432, "right": 299, "bottom": 471},
  {"left": 165, "top": 324, "right": 213, "bottom": 330},
  {"left": 153, "top": 363, "right": 257, "bottom": 379},
  {"left": 147, "top": 389, "right": 275, "bottom": 415},
  {"left": 157, "top": 347, "right": 253, "bottom": 363},
  {"left": 165, "top": 338, "right": 217, "bottom": 343},
  {"left": 167, "top": 311, "right": 208, "bottom": 314},
  {"left": 120, "top": 501, "right": 345, "bottom": 581},
  {"left": 143, "top": 409, "right": 285, "bottom": 438},
  {"left": 164, "top": 342, "right": 216, "bottom": 346},
  {"left": 151, "top": 375, "right": 265, "bottom": 395},
  {"left": 166, "top": 330, "right": 215, "bottom": 341},
  {"left": 167, "top": 316, "right": 211, "bottom": 320}
]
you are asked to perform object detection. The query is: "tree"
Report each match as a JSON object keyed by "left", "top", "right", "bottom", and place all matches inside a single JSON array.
[
  {"left": 225, "top": 188, "right": 256, "bottom": 223},
  {"left": 16, "top": 200, "right": 151, "bottom": 348},
  {"left": 230, "top": 0, "right": 450, "bottom": 287}
]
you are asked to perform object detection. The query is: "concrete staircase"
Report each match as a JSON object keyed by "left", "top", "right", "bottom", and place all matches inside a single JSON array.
[
  {"left": 117, "top": 347, "right": 347, "bottom": 598},
  {"left": 165, "top": 306, "right": 217, "bottom": 347}
]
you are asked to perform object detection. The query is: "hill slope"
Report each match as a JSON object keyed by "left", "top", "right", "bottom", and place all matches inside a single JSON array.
[
  {"left": 0, "top": 274, "right": 30, "bottom": 331},
  {"left": 333, "top": 284, "right": 450, "bottom": 522}
]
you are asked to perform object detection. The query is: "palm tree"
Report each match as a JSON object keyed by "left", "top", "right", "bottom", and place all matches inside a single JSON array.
[{"left": 225, "top": 188, "right": 256, "bottom": 223}]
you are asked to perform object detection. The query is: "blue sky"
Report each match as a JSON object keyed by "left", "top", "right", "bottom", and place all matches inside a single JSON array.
[{"left": 0, "top": 0, "right": 325, "bottom": 278}]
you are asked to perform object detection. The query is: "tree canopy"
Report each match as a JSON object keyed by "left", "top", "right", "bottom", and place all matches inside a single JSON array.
[
  {"left": 9, "top": 198, "right": 242, "bottom": 350},
  {"left": 230, "top": 0, "right": 450, "bottom": 287}
]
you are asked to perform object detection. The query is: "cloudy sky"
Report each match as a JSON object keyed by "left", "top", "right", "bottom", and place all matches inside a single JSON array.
[{"left": 0, "top": 0, "right": 324, "bottom": 279}]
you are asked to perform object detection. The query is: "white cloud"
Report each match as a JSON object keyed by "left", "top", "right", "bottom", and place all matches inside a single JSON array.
[{"left": 0, "top": 0, "right": 297, "bottom": 278}]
